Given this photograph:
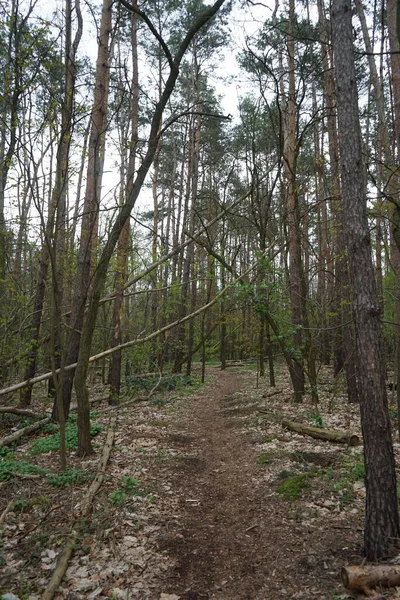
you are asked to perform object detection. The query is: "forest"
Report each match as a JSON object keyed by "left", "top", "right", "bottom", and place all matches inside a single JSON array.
[{"left": 1, "top": 0, "right": 400, "bottom": 597}]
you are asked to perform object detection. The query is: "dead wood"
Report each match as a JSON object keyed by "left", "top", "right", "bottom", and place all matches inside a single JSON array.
[
  {"left": 41, "top": 416, "right": 117, "bottom": 600},
  {"left": 0, "top": 500, "right": 15, "bottom": 525},
  {"left": 342, "top": 564, "right": 400, "bottom": 595},
  {"left": 281, "top": 418, "right": 360, "bottom": 446},
  {"left": 41, "top": 531, "right": 78, "bottom": 600},
  {"left": 79, "top": 415, "right": 116, "bottom": 516},
  {"left": 0, "top": 407, "right": 39, "bottom": 417},
  {"left": 0, "top": 416, "right": 51, "bottom": 448}
]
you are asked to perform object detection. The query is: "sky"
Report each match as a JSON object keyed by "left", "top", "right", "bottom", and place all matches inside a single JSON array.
[{"left": 13, "top": 0, "right": 272, "bottom": 238}]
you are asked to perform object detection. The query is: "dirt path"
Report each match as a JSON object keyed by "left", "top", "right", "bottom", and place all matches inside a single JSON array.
[
  {"left": 159, "top": 369, "right": 268, "bottom": 599},
  {"left": 154, "top": 368, "right": 321, "bottom": 600}
]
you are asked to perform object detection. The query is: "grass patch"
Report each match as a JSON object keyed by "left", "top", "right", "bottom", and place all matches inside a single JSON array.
[
  {"left": 257, "top": 449, "right": 290, "bottom": 465},
  {"left": 257, "top": 452, "right": 272, "bottom": 465},
  {"left": 250, "top": 413, "right": 285, "bottom": 426},
  {"left": 302, "top": 408, "right": 324, "bottom": 429},
  {"left": 0, "top": 453, "right": 92, "bottom": 488},
  {"left": 30, "top": 420, "right": 105, "bottom": 455},
  {"left": 14, "top": 497, "right": 52, "bottom": 513},
  {"left": 262, "top": 435, "right": 278, "bottom": 443}
]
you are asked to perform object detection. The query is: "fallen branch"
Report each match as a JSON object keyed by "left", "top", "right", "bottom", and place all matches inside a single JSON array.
[
  {"left": 0, "top": 500, "right": 15, "bottom": 525},
  {"left": 281, "top": 419, "right": 360, "bottom": 446},
  {"left": 0, "top": 407, "right": 39, "bottom": 418},
  {"left": 41, "top": 416, "right": 117, "bottom": 600},
  {"left": 41, "top": 531, "right": 78, "bottom": 600},
  {"left": 0, "top": 417, "right": 51, "bottom": 448},
  {"left": 79, "top": 415, "right": 117, "bottom": 516},
  {"left": 0, "top": 262, "right": 257, "bottom": 399},
  {"left": 342, "top": 564, "right": 400, "bottom": 595}
]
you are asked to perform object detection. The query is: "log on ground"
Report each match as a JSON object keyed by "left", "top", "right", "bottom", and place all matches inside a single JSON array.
[
  {"left": 0, "top": 407, "right": 39, "bottom": 418},
  {"left": 281, "top": 419, "right": 360, "bottom": 446},
  {"left": 342, "top": 564, "right": 400, "bottom": 594},
  {"left": 0, "top": 417, "right": 51, "bottom": 448},
  {"left": 41, "top": 416, "right": 117, "bottom": 600}
]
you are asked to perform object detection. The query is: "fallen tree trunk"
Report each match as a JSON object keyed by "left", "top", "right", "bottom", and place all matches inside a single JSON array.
[
  {"left": 281, "top": 419, "right": 360, "bottom": 446},
  {"left": 342, "top": 564, "right": 400, "bottom": 594},
  {"left": 0, "top": 417, "right": 51, "bottom": 448},
  {"left": 41, "top": 416, "right": 117, "bottom": 600},
  {"left": 0, "top": 407, "right": 39, "bottom": 418}
]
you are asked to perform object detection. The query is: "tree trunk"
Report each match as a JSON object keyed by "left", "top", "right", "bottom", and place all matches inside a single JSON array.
[
  {"left": 56, "top": 0, "right": 113, "bottom": 437},
  {"left": 331, "top": 0, "right": 400, "bottom": 560},
  {"left": 282, "top": 0, "right": 305, "bottom": 401},
  {"left": 19, "top": 0, "right": 82, "bottom": 408},
  {"left": 317, "top": 0, "right": 359, "bottom": 402},
  {"left": 109, "top": 7, "right": 138, "bottom": 404}
]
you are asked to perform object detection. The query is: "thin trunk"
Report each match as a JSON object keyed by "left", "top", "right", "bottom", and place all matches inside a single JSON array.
[
  {"left": 58, "top": 0, "right": 113, "bottom": 438},
  {"left": 283, "top": 0, "right": 304, "bottom": 401},
  {"left": 109, "top": 7, "right": 138, "bottom": 404},
  {"left": 19, "top": 0, "right": 82, "bottom": 407}
]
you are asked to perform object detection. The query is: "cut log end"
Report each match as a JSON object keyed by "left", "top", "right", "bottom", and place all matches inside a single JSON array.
[{"left": 342, "top": 564, "right": 400, "bottom": 593}]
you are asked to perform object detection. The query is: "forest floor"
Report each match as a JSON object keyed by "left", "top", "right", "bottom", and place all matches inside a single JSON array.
[{"left": 1, "top": 365, "right": 400, "bottom": 599}]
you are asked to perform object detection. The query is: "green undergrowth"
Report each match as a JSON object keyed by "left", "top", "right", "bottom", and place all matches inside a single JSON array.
[
  {"left": 302, "top": 408, "right": 325, "bottom": 429},
  {"left": 274, "top": 452, "right": 366, "bottom": 503},
  {"left": 14, "top": 496, "right": 52, "bottom": 513},
  {"left": 47, "top": 468, "right": 92, "bottom": 487},
  {"left": 0, "top": 455, "right": 48, "bottom": 481},
  {"left": 109, "top": 476, "right": 153, "bottom": 506},
  {"left": 257, "top": 449, "right": 289, "bottom": 465},
  {"left": 250, "top": 412, "right": 285, "bottom": 427},
  {"left": 323, "top": 451, "right": 365, "bottom": 505},
  {"left": 0, "top": 451, "right": 92, "bottom": 487},
  {"left": 124, "top": 374, "right": 199, "bottom": 395},
  {"left": 264, "top": 448, "right": 366, "bottom": 504},
  {"left": 30, "top": 416, "right": 105, "bottom": 456}
]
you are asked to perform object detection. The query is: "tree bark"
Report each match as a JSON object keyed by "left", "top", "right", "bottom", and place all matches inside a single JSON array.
[
  {"left": 19, "top": 0, "right": 82, "bottom": 408},
  {"left": 57, "top": 0, "right": 113, "bottom": 442},
  {"left": 282, "top": 0, "right": 305, "bottom": 401},
  {"left": 342, "top": 564, "right": 400, "bottom": 594},
  {"left": 109, "top": 7, "right": 139, "bottom": 404},
  {"left": 331, "top": 0, "right": 400, "bottom": 560}
]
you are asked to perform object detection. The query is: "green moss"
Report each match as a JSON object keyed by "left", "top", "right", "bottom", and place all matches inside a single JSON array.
[{"left": 277, "top": 473, "right": 314, "bottom": 499}]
